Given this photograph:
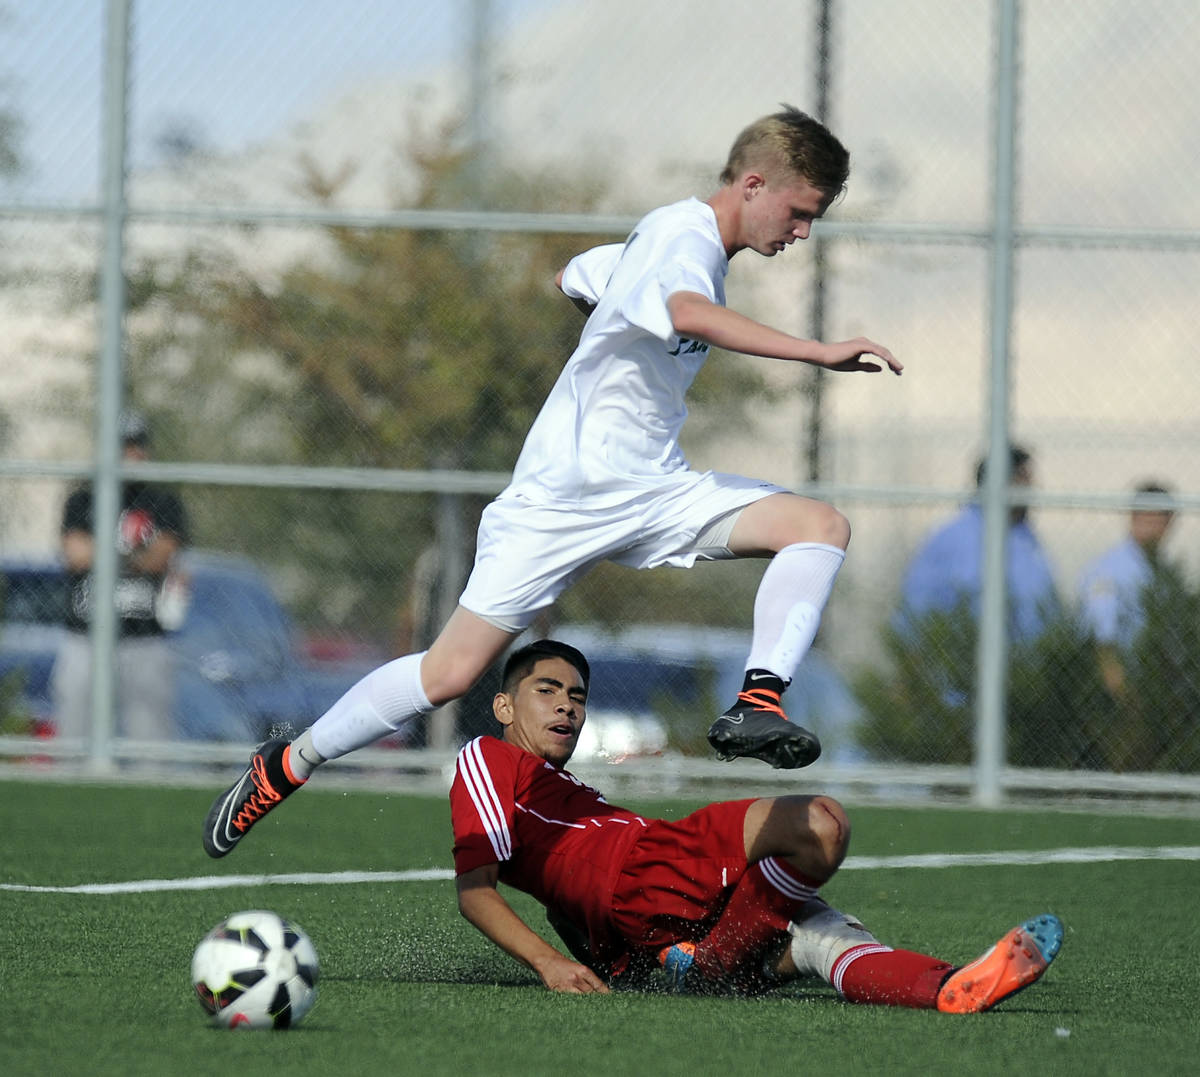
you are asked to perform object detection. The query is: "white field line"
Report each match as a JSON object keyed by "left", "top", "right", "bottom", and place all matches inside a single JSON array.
[{"left": 3, "top": 845, "right": 1198, "bottom": 895}]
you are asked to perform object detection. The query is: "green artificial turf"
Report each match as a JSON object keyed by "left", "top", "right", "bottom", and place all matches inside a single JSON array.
[{"left": 1, "top": 778, "right": 1196, "bottom": 1076}]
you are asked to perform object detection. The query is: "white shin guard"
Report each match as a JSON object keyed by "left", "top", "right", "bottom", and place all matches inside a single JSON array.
[
  {"left": 746, "top": 543, "right": 845, "bottom": 681},
  {"left": 787, "top": 899, "right": 882, "bottom": 983}
]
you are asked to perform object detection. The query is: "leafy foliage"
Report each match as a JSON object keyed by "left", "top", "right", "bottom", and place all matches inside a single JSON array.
[
  {"left": 1122, "top": 560, "right": 1200, "bottom": 771},
  {"left": 854, "top": 562, "right": 1200, "bottom": 772}
]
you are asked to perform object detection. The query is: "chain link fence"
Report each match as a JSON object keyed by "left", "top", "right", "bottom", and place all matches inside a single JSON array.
[{"left": 1, "top": 0, "right": 1198, "bottom": 802}]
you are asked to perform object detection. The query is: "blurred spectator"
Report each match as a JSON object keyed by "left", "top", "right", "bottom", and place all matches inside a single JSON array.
[
  {"left": 1077, "top": 481, "right": 1176, "bottom": 699},
  {"left": 897, "top": 445, "right": 1059, "bottom": 644},
  {"left": 51, "top": 410, "right": 190, "bottom": 742}
]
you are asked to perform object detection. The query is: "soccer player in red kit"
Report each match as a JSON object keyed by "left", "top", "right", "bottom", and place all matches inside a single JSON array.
[{"left": 450, "top": 639, "right": 1063, "bottom": 1008}]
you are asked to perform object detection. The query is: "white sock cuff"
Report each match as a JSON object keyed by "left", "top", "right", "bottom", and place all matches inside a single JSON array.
[
  {"left": 780, "top": 541, "right": 846, "bottom": 559},
  {"left": 777, "top": 541, "right": 845, "bottom": 583}
]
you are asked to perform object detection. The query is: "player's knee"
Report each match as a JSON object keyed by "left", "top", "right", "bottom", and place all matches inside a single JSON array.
[
  {"left": 806, "top": 795, "right": 851, "bottom": 877},
  {"left": 820, "top": 507, "right": 851, "bottom": 550},
  {"left": 781, "top": 501, "right": 849, "bottom": 550}
]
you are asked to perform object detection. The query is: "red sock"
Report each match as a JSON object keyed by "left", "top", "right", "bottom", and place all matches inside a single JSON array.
[
  {"left": 694, "top": 857, "right": 818, "bottom": 982},
  {"left": 832, "top": 943, "right": 954, "bottom": 1009}
]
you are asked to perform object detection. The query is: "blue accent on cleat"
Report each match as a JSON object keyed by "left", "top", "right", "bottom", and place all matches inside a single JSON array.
[
  {"left": 1023, "top": 912, "right": 1064, "bottom": 964},
  {"left": 659, "top": 943, "right": 696, "bottom": 993}
]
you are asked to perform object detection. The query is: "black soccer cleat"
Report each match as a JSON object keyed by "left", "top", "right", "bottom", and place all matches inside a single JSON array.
[
  {"left": 706, "top": 689, "right": 821, "bottom": 769},
  {"left": 202, "top": 739, "right": 303, "bottom": 858}
]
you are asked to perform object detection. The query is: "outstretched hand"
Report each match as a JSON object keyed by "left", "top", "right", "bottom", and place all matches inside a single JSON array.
[
  {"left": 818, "top": 337, "right": 903, "bottom": 375},
  {"left": 539, "top": 954, "right": 611, "bottom": 994}
]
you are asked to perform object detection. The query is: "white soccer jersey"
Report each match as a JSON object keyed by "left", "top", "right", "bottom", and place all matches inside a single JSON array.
[
  {"left": 459, "top": 197, "right": 780, "bottom": 627},
  {"left": 509, "top": 197, "right": 729, "bottom": 505}
]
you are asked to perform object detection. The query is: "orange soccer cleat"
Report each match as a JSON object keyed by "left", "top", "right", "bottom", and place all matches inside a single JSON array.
[{"left": 936, "top": 913, "right": 1064, "bottom": 1014}]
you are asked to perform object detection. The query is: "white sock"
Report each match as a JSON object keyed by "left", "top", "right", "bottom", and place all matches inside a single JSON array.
[
  {"left": 745, "top": 542, "right": 845, "bottom": 681},
  {"left": 309, "top": 652, "right": 433, "bottom": 760},
  {"left": 286, "top": 729, "right": 325, "bottom": 780}
]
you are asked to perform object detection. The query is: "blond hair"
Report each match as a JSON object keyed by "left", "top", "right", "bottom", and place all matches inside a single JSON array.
[{"left": 720, "top": 105, "right": 850, "bottom": 198}]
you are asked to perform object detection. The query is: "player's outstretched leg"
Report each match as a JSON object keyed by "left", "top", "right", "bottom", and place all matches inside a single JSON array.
[
  {"left": 202, "top": 739, "right": 305, "bottom": 858},
  {"left": 936, "top": 913, "right": 1064, "bottom": 1014},
  {"left": 707, "top": 687, "right": 821, "bottom": 769}
]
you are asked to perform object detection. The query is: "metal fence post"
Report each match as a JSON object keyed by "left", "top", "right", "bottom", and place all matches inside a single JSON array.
[
  {"left": 974, "top": 0, "right": 1021, "bottom": 807},
  {"left": 88, "top": 0, "right": 132, "bottom": 774}
]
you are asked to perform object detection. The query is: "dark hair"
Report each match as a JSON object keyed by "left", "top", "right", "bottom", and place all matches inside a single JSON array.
[
  {"left": 975, "top": 444, "right": 1031, "bottom": 487},
  {"left": 1132, "top": 481, "right": 1175, "bottom": 512},
  {"left": 500, "top": 639, "right": 590, "bottom": 695},
  {"left": 719, "top": 105, "right": 850, "bottom": 198}
]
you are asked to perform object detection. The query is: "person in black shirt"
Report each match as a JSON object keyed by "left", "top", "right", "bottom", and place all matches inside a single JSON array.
[{"left": 52, "top": 410, "right": 189, "bottom": 743}]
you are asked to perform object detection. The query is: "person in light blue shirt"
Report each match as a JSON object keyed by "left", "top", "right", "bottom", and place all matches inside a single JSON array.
[
  {"left": 1077, "top": 482, "right": 1175, "bottom": 696},
  {"left": 898, "top": 446, "right": 1059, "bottom": 644}
]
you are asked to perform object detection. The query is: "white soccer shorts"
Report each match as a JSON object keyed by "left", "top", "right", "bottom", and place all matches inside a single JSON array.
[{"left": 458, "top": 469, "right": 783, "bottom": 632}]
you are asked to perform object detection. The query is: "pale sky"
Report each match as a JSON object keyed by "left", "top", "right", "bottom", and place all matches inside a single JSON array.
[
  {"left": 2, "top": 0, "right": 553, "bottom": 201},
  {"left": 5, "top": 0, "right": 1197, "bottom": 233}
]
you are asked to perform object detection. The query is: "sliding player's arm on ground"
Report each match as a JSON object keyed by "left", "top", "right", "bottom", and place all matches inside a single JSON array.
[
  {"left": 456, "top": 864, "right": 609, "bottom": 994},
  {"left": 666, "top": 290, "right": 903, "bottom": 374}
]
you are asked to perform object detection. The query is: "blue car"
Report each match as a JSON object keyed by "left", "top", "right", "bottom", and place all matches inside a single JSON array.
[{"left": 0, "top": 551, "right": 379, "bottom": 742}]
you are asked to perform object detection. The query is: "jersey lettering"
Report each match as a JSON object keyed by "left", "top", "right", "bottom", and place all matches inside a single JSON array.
[{"left": 668, "top": 336, "right": 708, "bottom": 358}]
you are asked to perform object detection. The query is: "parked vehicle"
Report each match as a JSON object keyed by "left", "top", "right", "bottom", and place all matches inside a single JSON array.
[
  {"left": 0, "top": 551, "right": 380, "bottom": 742},
  {"left": 455, "top": 623, "right": 865, "bottom": 764}
]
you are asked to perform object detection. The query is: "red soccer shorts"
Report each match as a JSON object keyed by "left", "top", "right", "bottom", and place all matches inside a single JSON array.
[{"left": 608, "top": 798, "right": 756, "bottom": 952}]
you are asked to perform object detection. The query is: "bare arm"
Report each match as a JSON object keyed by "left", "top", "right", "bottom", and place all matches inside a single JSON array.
[
  {"left": 456, "top": 865, "right": 609, "bottom": 994},
  {"left": 667, "top": 290, "right": 903, "bottom": 375}
]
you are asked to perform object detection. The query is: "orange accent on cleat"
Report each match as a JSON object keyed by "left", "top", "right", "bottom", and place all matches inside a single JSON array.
[
  {"left": 280, "top": 744, "right": 308, "bottom": 788},
  {"left": 733, "top": 688, "right": 788, "bottom": 719},
  {"left": 202, "top": 738, "right": 301, "bottom": 858},
  {"left": 230, "top": 754, "right": 285, "bottom": 834},
  {"left": 706, "top": 691, "right": 821, "bottom": 769},
  {"left": 936, "top": 914, "right": 1063, "bottom": 1014}
]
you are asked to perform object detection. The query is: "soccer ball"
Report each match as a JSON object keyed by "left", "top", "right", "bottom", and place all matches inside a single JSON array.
[{"left": 191, "top": 910, "right": 319, "bottom": 1029}]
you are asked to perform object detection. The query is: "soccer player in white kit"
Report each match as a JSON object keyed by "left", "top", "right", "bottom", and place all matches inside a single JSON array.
[{"left": 203, "top": 106, "right": 903, "bottom": 859}]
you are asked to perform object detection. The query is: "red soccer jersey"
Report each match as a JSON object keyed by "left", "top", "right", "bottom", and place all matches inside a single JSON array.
[{"left": 451, "top": 735, "right": 649, "bottom": 963}]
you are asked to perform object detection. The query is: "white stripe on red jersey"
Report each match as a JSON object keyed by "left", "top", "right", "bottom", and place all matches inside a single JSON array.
[{"left": 457, "top": 737, "right": 513, "bottom": 861}]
